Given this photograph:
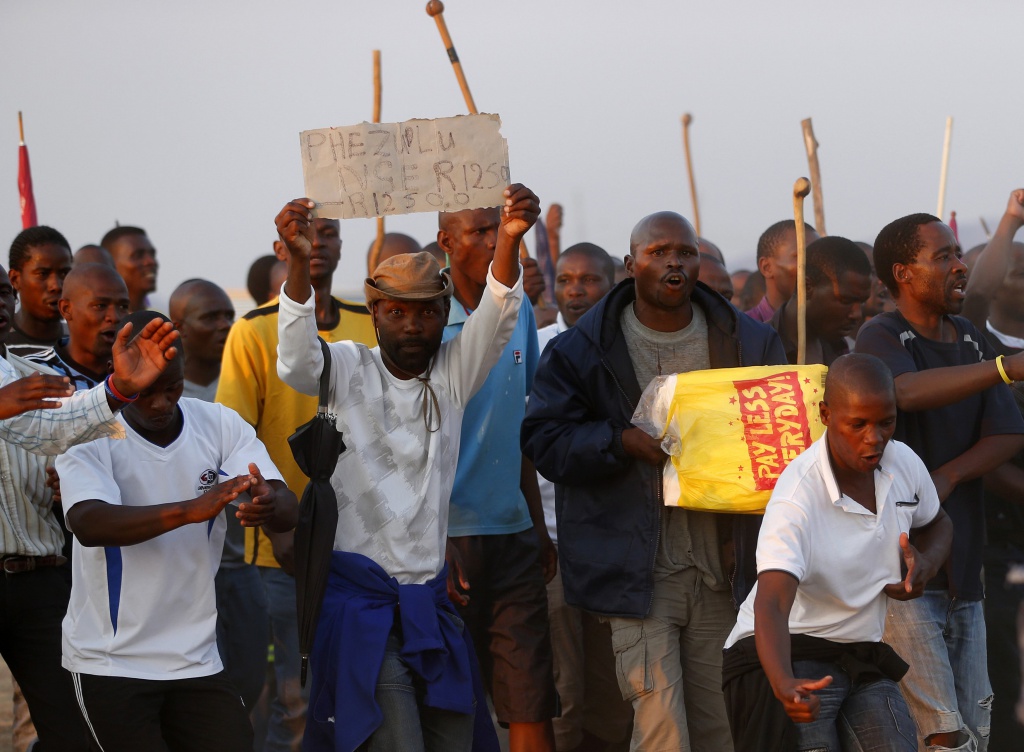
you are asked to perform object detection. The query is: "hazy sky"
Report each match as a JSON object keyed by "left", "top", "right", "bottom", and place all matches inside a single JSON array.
[{"left": 3, "top": 1, "right": 1023, "bottom": 301}]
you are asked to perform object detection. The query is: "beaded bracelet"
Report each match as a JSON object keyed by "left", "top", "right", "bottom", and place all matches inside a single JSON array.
[
  {"left": 104, "top": 375, "right": 140, "bottom": 403},
  {"left": 995, "top": 354, "right": 1014, "bottom": 385}
]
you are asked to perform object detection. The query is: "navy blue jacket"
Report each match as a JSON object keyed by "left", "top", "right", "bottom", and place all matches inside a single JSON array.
[{"left": 521, "top": 279, "right": 786, "bottom": 617}]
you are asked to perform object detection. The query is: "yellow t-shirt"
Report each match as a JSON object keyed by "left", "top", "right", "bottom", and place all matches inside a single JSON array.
[{"left": 215, "top": 296, "right": 377, "bottom": 568}]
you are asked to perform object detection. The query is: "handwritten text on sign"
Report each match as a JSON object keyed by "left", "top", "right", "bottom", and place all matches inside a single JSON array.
[{"left": 300, "top": 114, "right": 510, "bottom": 220}]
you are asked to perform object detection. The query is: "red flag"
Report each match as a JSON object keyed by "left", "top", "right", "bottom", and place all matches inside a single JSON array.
[
  {"left": 949, "top": 211, "right": 958, "bottom": 242},
  {"left": 18, "top": 143, "right": 37, "bottom": 229}
]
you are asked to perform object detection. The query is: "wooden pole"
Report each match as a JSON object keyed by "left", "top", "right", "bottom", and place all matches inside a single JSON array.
[
  {"left": 800, "top": 118, "right": 826, "bottom": 236},
  {"left": 368, "top": 50, "right": 386, "bottom": 274},
  {"left": 425, "top": 1, "right": 478, "bottom": 114},
  {"left": 937, "top": 116, "right": 953, "bottom": 220},
  {"left": 18, "top": 111, "right": 25, "bottom": 145},
  {"left": 980, "top": 216, "right": 992, "bottom": 240},
  {"left": 425, "top": 1, "right": 527, "bottom": 260},
  {"left": 793, "top": 178, "right": 811, "bottom": 365},
  {"left": 681, "top": 114, "right": 701, "bottom": 236}
]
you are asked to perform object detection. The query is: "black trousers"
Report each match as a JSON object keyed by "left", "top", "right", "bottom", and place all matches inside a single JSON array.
[
  {"left": 0, "top": 566, "right": 92, "bottom": 752},
  {"left": 73, "top": 671, "right": 253, "bottom": 752},
  {"left": 984, "top": 545, "right": 1024, "bottom": 741}
]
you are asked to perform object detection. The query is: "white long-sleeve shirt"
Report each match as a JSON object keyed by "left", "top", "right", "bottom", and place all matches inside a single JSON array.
[{"left": 277, "top": 265, "right": 523, "bottom": 584}]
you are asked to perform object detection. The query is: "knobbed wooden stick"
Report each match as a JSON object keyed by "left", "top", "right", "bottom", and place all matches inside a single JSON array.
[
  {"left": 800, "top": 118, "right": 826, "bottom": 236},
  {"left": 425, "top": 1, "right": 478, "bottom": 114},
  {"left": 681, "top": 114, "right": 701, "bottom": 236},
  {"left": 793, "top": 178, "right": 811, "bottom": 365},
  {"left": 425, "top": 1, "right": 527, "bottom": 261},
  {"left": 937, "top": 116, "right": 953, "bottom": 220},
  {"left": 368, "top": 50, "right": 386, "bottom": 274}
]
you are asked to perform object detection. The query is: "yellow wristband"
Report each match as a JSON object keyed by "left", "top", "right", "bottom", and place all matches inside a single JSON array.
[{"left": 996, "top": 354, "right": 1014, "bottom": 385}]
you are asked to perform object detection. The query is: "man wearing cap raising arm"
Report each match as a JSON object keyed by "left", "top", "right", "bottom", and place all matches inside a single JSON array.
[{"left": 275, "top": 184, "right": 537, "bottom": 752}]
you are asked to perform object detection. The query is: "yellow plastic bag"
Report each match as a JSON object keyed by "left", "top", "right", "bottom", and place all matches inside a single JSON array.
[{"left": 633, "top": 365, "right": 828, "bottom": 513}]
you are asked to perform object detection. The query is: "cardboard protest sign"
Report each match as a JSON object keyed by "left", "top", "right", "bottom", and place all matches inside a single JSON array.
[{"left": 299, "top": 113, "right": 509, "bottom": 220}]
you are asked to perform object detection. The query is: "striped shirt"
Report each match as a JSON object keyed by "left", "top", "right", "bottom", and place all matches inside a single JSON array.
[
  {"left": 26, "top": 348, "right": 103, "bottom": 392},
  {"left": 0, "top": 353, "right": 123, "bottom": 557}
]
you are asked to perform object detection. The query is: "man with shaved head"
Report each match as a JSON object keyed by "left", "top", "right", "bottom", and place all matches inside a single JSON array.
[
  {"left": 698, "top": 253, "right": 734, "bottom": 300},
  {"left": 28, "top": 263, "right": 130, "bottom": 390},
  {"left": 723, "top": 354, "right": 952, "bottom": 750},
  {"left": 366, "top": 232, "right": 422, "bottom": 273},
  {"left": 73, "top": 244, "right": 115, "bottom": 267},
  {"left": 438, "top": 205, "right": 556, "bottom": 751},
  {"left": 524, "top": 211, "right": 785, "bottom": 751},
  {"left": 170, "top": 279, "right": 234, "bottom": 401},
  {"left": 697, "top": 237, "right": 725, "bottom": 263}
]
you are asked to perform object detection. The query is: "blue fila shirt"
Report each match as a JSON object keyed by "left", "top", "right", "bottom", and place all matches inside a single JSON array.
[{"left": 443, "top": 295, "right": 539, "bottom": 536}]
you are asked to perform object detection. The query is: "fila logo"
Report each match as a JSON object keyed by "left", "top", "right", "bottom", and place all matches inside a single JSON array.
[{"left": 513, "top": 350, "right": 523, "bottom": 365}]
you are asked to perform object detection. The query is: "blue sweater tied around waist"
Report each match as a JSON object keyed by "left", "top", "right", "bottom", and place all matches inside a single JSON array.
[{"left": 304, "top": 551, "right": 497, "bottom": 752}]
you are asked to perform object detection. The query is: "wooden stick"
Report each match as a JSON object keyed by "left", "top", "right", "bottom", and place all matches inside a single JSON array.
[
  {"left": 793, "top": 178, "right": 811, "bottom": 366},
  {"left": 937, "top": 116, "right": 953, "bottom": 220},
  {"left": 18, "top": 111, "right": 25, "bottom": 145},
  {"left": 980, "top": 216, "right": 992, "bottom": 240},
  {"left": 425, "top": 1, "right": 478, "bottom": 114},
  {"left": 681, "top": 114, "right": 701, "bottom": 236},
  {"left": 368, "top": 50, "right": 386, "bottom": 274},
  {"left": 372, "top": 50, "right": 382, "bottom": 123},
  {"left": 424, "top": 1, "right": 526, "bottom": 261},
  {"left": 800, "top": 119, "right": 826, "bottom": 236}
]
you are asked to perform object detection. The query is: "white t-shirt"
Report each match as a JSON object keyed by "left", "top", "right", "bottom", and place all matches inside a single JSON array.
[
  {"left": 58, "top": 398, "right": 282, "bottom": 680},
  {"left": 277, "top": 265, "right": 523, "bottom": 585},
  {"left": 725, "top": 432, "right": 940, "bottom": 648},
  {"left": 536, "top": 313, "right": 568, "bottom": 544}
]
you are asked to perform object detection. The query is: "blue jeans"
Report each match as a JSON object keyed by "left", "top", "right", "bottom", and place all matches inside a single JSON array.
[
  {"left": 884, "top": 593, "right": 991, "bottom": 751},
  {"left": 360, "top": 629, "right": 475, "bottom": 752},
  {"left": 215, "top": 564, "right": 269, "bottom": 710},
  {"left": 257, "top": 567, "right": 308, "bottom": 752},
  {"left": 791, "top": 659, "right": 917, "bottom": 751}
]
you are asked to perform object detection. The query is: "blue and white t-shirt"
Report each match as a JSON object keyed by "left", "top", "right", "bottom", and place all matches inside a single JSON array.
[
  {"left": 443, "top": 293, "right": 539, "bottom": 536},
  {"left": 58, "top": 398, "right": 281, "bottom": 680}
]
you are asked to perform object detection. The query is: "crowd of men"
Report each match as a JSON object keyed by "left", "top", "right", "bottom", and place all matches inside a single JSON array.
[{"left": 0, "top": 185, "right": 1021, "bottom": 752}]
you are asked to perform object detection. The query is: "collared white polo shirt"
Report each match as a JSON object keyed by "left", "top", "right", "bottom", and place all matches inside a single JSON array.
[{"left": 725, "top": 432, "right": 939, "bottom": 648}]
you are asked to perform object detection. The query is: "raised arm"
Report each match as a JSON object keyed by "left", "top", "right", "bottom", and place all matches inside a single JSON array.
[
  {"left": 0, "top": 318, "right": 180, "bottom": 455},
  {"left": 493, "top": 184, "right": 536, "bottom": 289},
  {"left": 963, "top": 189, "right": 1024, "bottom": 330},
  {"left": 274, "top": 198, "right": 329, "bottom": 396},
  {"left": 443, "top": 185, "right": 538, "bottom": 405}
]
